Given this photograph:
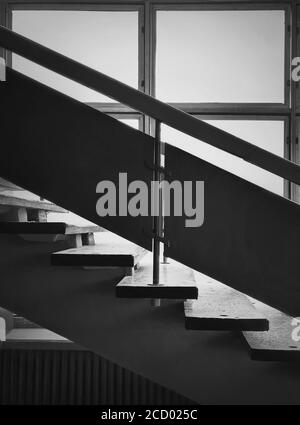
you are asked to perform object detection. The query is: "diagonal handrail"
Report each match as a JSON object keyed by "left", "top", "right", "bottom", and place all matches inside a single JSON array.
[{"left": 1, "top": 24, "right": 300, "bottom": 187}]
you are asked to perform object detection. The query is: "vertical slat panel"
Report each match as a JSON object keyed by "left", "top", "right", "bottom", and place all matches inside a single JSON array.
[
  {"left": 0, "top": 351, "right": 9, "bottom": 404},
  {"left": 147, "top": 380, "right": 155, "bottom": 406},
  {"left": 100, "top": 356, "right": 107, "bottom": 405},
  {"left": 133, "top": 371, "right": 140, "bottom": 405},
  {"left": 8, "top": 349, "right": 16, "bottom": 404},
  {"left": 33, "top": 351, "right": 42, "bottom": 405},
  {"left": 41, "top": 351, "right": 50, "bottom": 405},
  {"left": 84, "top": 352, "right": 92, "bottom": 406},
  {"left": 17, "top": 351, "right": 26, "bottom": 405},
  {"left": 60, "top": 350, "right": 68, "bottom": 405},
  {"left": 0, "top": 350, "right": 3, "bottom": 405},
  {"left": 68, "top": 351, "right": 76, "bottom": 406},
  {"left": 25, "top": 351, "right": 34, "bottom": 405},
  {"left": 115, "top": 363, "right": 123, "bottom": 405},
  {"left": 0, "top": 348, "right": 196, "bottom": 405},
  {"left": 91, "top": 354, "right": 100, "bottom": 406},
  {"left": 124, "top": 368, "right": 132, "bottom": 406},
  {"left": 76, "top": 352, "right": 84, "bottom": 405},
  {"left": 107, "top": 360, "right": 115, "bottom": 405},
  {"left": 50, "top": 351, "right": 59, "bottom": 405}
]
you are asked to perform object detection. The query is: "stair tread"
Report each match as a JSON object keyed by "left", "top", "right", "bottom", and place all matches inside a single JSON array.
[
  {"left": 52, "top": 234, "right": 148, "bottom": 267},
  {"left": 0, "top": 222, "right": 103, "bottom": 235},
  {"left": 185, "top": 276, "right": 269, "bottom": 331},
  {"left": 6, "top": 328, "right": 68, "bottom": 342},
  {"left": 243, "top": 301, "right": 300, "bottom": 361},
  {"left": 0, "top": 194, "right": 66, "bottom": 213},
  {"left": 116, "top": 258, "right": 198, "bottom": 299}
]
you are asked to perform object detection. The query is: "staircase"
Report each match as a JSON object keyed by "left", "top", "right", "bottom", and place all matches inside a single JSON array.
[
  {"left": 0, "top": 190, "right": 148, "bottom": 274},
  {"left": 0, "top": 26, "right": 300, "bottom": 405}
]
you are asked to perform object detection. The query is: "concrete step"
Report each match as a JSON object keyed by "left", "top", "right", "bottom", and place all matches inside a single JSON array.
[
  {"left": 52, "top": 233, "right": 148, "bottom": 268},
  {"left": 0, "top": 193, "right": 66, "bottom": 214},
  {"left": 243, "top": 301, "right": 300, "bottom": 362},
  {"left": 185, "top": 276, "right": 269, "bottom": 331},
  {"left": 0, "top": 222, "right": 103, "bottom": 235},
  {"left": 116, "top": 258, "right": 198, "bottom": 300}
]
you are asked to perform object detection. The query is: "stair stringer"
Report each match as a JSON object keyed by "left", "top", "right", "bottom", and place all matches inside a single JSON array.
[{"left": 0, "top": 68, "right": 154, "bottom": 251}]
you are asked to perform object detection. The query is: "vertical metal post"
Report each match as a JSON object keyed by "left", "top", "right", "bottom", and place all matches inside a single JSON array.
[
  {"left": 162, "top": 252, "right": 169, "bottom": 265},
  {"left": 160, "top": 141, "right": 169, "bottom": 265},
  {"left": 291, "top": 3, "right": 299, "bottom": 202},
  {"left": 153, "top": 119, "right": 162, "bottom": 286},
  {"left": 162, "top": 190, "right": 169, "bottom": 265}
]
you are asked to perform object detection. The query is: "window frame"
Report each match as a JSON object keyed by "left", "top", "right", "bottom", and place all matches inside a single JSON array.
[
  {"left": 7, "top": 2, "right": 146, "bottom": 120},
  {"left": 152, "top": 2, "right": 291, "bottom": 110},
  {"left": 149, "top": 2, "right": 292, "bottom": 199}
]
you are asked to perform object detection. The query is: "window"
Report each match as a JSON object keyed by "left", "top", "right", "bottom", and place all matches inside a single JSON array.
[
  {"left": 12, "top": 10, "right": 139, "bottom": 102},
  {"left": 7, "top": 4, "right": 292, "bottom": 200},
  {"left": 118, "top": 119, "right": 140, "bottom": 130},
  {"left": 162, "top": 120, "right": 285, "bottom": 195},
  {"left": 156, "top": 10, "right": 286, "bottom": 103}
]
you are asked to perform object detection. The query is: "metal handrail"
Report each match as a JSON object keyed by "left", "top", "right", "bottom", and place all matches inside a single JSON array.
[{"left": 1, "top": 24, "right": 300, "bottom": 186}]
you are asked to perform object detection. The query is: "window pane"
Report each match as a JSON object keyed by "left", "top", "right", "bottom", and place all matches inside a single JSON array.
[
  {"left": 119, "top": 119, "right": 139, "bottom": 130},
  {"left": 162, "top": 120, "right": 285, "bottom": 195},
  {"left": 12, "top": 11, "right": 139, "bottom": 102},
  {"left": 156, "top": 11, "right": 285, "bottom": 103}
]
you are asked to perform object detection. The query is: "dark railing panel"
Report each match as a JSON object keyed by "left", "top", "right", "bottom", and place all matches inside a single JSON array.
[
  {"left": 0, "top": 68, "right": 154, "bottom": 250},
  {"left": 1, "top": 25, "right": 300, "bottom": 186},
  {"left": 164, "top": 143, "right": 300, "bottom": 317}
]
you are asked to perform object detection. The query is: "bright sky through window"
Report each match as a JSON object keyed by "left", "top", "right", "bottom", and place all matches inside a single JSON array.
[
  {"left": 162, "top": 120, "right": 285, "bottom": 195},
  {"left": 12, "top": 11, "right": 139, "bottom": 102},
  {"left": 156, "top": 11, "right": 285, "bottom": 103}
]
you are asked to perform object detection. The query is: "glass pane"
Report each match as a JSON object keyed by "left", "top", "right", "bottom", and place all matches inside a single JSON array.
[
  {"left": 162, "top": 120, "right": 285, "bottom": 195},
  {"left": 119, "top": 119, "right": 139, "bottom": 130},
  {"left": 156, "top": 10, "right": 285, "bottom": 103},
  {"left": 12, "top": 11, "right": 139, "bottom": 102}
]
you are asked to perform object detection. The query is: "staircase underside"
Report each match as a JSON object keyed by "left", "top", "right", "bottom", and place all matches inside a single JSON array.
[{"left": 0, "top": 234, "right": 300, "bottom": 405}]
